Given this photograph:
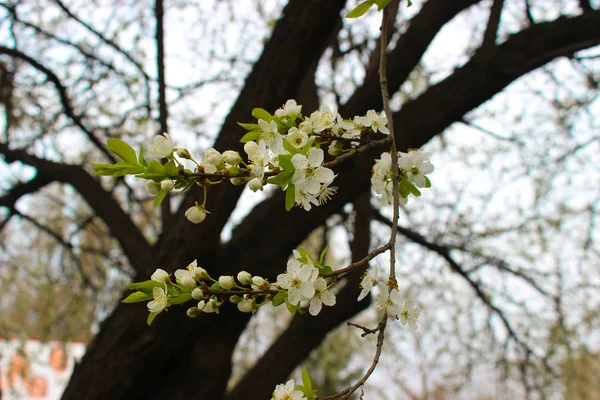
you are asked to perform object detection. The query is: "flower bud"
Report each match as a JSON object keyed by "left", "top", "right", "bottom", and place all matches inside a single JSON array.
[
  {"left": 185, "top": 203, "right": 209, "bottom": 224},
  {"left": 248, "top": 177, "right": 263, "bottom": 192},
  {"left": 147, "top": 181, "right": 161, "bottom": 195},
  {"left": 193, "top": 266, "right": 210, "bottom": 280},
  {"left": 230, "top": 177, "right": 249, "bottom": 186},
  {"left": 229, "top": 295, "right": 243, "bottom": 304},
  {"left": 160, "top": 179, "right": 174, "bottom": 192},
  {"left": 218, "top": 275, "right": 235, "bottom": 290},
  {"left": 198, "top": 300, "right": 214, "bottom": 313},
  {"left": 204, "top": 148, "right": 222, "bottom": 166},
  {"left": 328, "top": 141, "right": 343, "bottom": 156},
  {"left": 244, "top": 141, "right": 258, "bottom": 157},
  {"left": 222, "top": 150, "right": 241, "bottom": 165},
  {"left": 251, "top": 276, "right": 266, "bottom": 289},
  {"left": 237, "top": 271, "right": 252, "bottom": 286},
  {"left": 237, "top": 298, "right": 255, "bottom": 313},
  {"left": 177, "top": 148, "right": 192, "bottom": 159},
  {"left": 186, "top": 307, "right": 201, "bottom": 318},
  {"left": 191, "top": 287, "right": 205, "bottom": 300},
  {"left": 151, "top": 268, "right": 169, "bottom": 283}
]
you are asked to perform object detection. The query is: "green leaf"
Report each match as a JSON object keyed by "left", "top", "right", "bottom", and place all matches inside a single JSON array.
[
  {"left": 285, "top": 298, "right": 299, "bottom": 314},
  {"left": 210, "top": 282, "right": 221, "bottom": 291},
  {"left": 302, "top": 366, "right": 313, "bottom": 394},
  {"left": 122, "top": 291, "right": 153, "bottom": 303},
  {"left": 138, "top": 146, "right": 147, "bottom": 167},
  {"left": 407, "top": 0, "right": 412, "bottom": 6},
  {"left": 170, "top": 292, "right": 193, "bottom": 305},
  {"left": 153, "top": 190, "right": 168, "bottom": 207},
  {"left": 278, "top": 153, "right": 295, "bottom": 174},
  {"left": 163, "top": 160, "right": 178, "bottom": 176},
  {"left": 285, "top": 184, "right": 296, "bottom": 211},
  {"left": 272, "top": 290, "right": 287, "bottom": 307},
  {"left": 375, "top": 0, "right": 392, "bottom": 10},
  {"left": 107, "top": 138, "right": 138, "bottom": 165},
  {"left": 251, "top": 107, "right": 272, "bottom": 122},
  {"left": 319, "top": 265, "right": 333, "bottom": 275},
  {"left": 137, "top": 159, "right": 166, "bottom": 180},
  {"left": 147, "top": 311, "right": 160, "bottom": 326},
  {"left": 402, "top": 178, "right": 421, "bottom": 197},
  {"left": 296, "top": 247, "right": 310, "bottom": 263},
  {"left": 319, "top": 246, "right": 328, "bottom": 265},
  {"left": 240, "top": 130, "right": 261, "bottom": 143},
  {"left": 237, "top": 122, "right": 259, "bottom": 131},
  {"left": 128, "top": 280, "right": 163, "bottom": 294},
  {"left": 345, "top": 0, "right": 375, "bottom": 18},
  {"left": 424, "top": 176, "right": 431, "bottom": 188}
]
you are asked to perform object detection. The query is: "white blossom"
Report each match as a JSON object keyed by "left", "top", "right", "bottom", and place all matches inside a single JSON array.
[
  {"left": 147, "top": 287, "right": 168, "bottom": 313},
  {"left": 291, "top": 148, "right": 335, "bottom": 195},
  {"left": 363, "top": 110, "right": 390, "bottom": 134},
  {"left": 398, "top": 300, "right": 420, "bottom": 330},
  {"left": 151, "top": 268, "right": 170, "bottom": 283},
  {"left": 357, "top": 270, "right": 378, "bottom": 301},
  {"left": 174, "top": 269, "right": 197, "bottom": 289},
  {"left": 375, "top": 284, "right": 403, "bottom": 319},
  {"left": 309, "top": 278, "right": 336, "bottom": 316},
  {"left": 258, "top": 119, "right": 285, "bottom": 154},
  {"left": 399, "top": 150, "right": 434, "bottom": 188},
  {"left": 308, "top": 106, "right": 336, "bottom": 133},
  {"left": 147, "top": 133, "right": 173, "bottom": 159},
  {"left": 285, "top": 127, "right": 309, "bottom": 149},
  {"left": 271, "top": 379, "right": 304, "bottom": 400},
  {"left": 276, "top": 258, "right": 317, "bottom": 305},
  {"left": 274, "top": 99, "right": 302, "bottom": 119}
]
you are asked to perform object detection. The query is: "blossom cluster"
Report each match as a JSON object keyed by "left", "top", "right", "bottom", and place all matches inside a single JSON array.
[
  {"left": 122, "top": 247, "right": 340, "bottom": 325},
  {"left": 371, "top": 149, "right": 434, "bottom": 205},
  {"left": 358, "top": 271, "right": 419, "bottom": 330},
  {"left": 92, "top": 100, "right": 400, "bottom": 224}
]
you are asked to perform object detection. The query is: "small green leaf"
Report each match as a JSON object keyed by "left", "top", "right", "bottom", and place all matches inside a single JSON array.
[
  {"left": 285, "top": 298, "right": 299, "bottom": 314},
  {"left": 319, "top": 247, "right": 328, "bottom": 265},
  {"left": 210, "top": 282, "right": 221, "bottom": 291},
  {"left": 375, "top": 0, "right": 392, "bottom": 10},
  {"left": 319, "top": 265, "right": 333, "bottom": 275},
  {"left": 237, "top": 122, "right": 259, "bottom": 131},
  {"left": 407, "top": 0, "right": 412, "bottom": 6},
  {"left": 122, "top": 291, "right": 153, "bottom": 303},
  {"left": 424, "top": 176, "right": 431, "bottom": 188},
  {"left": 251, "top": 107, "right": 272, "bottom": 122},
  {"left": 153, "top": 190, "right": 168, "bottom": 207},
  {"left": 272, "top": 290, "right": 287, "bottom": 307},
  {"left": 285, "top": 184, "right": 296, "bottom": 211},
  {"left": 346, "top": 0, "right": 375, "bottom": 18},
  {"left": 138, "top": 146, "right": 147, "bottom": 167},
  {"left": 147, "top": 311, "right": 160, "bottom": 326},
  {"left": 278, "top": 153, "right": 295, "bottom": 173},
  {"left": 108, "top": 138, "right": 138, "bottom": 165},
  {"left": 170, "top": 292, "right": 193, "bottom": 305},
  {"left": 128, "top": 280, "right": 163, "bottom": 294},
  {"left": 163, "top": 160, "right": 178, "bottom": 176},
  {"left": 302, "top": 366, "right": 313, "bottom": 393},
  {"left": 240, "top": 130, "right": 261, "bottom": 143}
]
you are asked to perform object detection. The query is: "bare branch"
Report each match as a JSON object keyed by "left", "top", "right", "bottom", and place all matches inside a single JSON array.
[{"left": 0, "top": 46, "right": 113, "bottom": 161}]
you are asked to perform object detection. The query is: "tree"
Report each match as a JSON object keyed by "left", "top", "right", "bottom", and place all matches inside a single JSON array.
[{"left": 1, "top": 0, "right": 599, "bottom": 399}]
